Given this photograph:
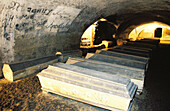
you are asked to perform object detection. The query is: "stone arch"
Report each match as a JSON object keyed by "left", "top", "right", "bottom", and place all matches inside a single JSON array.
[
  {"left": 0, "top": 0, "right": 170, "bottom": 63},
  {"left": 79, "top": 18, "right": 117, "bottom": 49},
  {"left": 115, "top": 11, "right": 170, "bottom": 40}
]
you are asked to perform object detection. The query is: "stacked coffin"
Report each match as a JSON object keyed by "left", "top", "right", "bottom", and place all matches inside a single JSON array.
[
  {"left": 109, "top": 38, "right": 160, "bottom": 58},
  {"left": 38, "top": 63, "right": 137, "bottom": 111},
  {"left": 66, "top": 39, "right": 160, "bottom": 93}
]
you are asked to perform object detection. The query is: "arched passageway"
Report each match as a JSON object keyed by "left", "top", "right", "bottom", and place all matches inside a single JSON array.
[
  {"left": 114, "top": 11, "right": 170, "bottom": 40},
  {"left": 0, "top": 0, "right": 170, "bottom": 110},
  {"left": 128, "top": 22, "right": 170, "bottom": 44},
  {"left": 80, "top": 11, "right": 170, "bottom": 50},
  {"left": 78, "top": 11, "right": 170, "bottom": 111},
  {"left": 80, "top": 18, "right": 117, "bottom": 49}
]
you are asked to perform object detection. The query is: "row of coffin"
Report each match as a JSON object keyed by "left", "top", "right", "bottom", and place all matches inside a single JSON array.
[{"left": 37, "top": 39, "right": 160, "bottom": 111}]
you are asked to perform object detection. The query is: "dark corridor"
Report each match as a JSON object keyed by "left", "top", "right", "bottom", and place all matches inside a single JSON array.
[{"left": 131, "top": 46, "right": 170, "bottom": 111}]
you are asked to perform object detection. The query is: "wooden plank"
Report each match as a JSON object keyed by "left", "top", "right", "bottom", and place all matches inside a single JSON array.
[
  {"left": 66, "top": 57, "right": 145, "bottom": 92},
  {"left": 38, "top": 63, "right": 137, "bottom": 111},
  {"left": 85, "top": 53, "right": 147, "bottom": 70},
  {"left": 96, "top": 50, "right": 149, "bottom": 63},
  {"left": 2, "top": 56, "right": 59, "bottom": 81}
]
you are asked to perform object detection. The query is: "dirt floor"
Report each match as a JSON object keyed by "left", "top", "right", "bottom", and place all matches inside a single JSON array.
[
  {"left": 0, "top": 76, "right": 107, "bottom": 111},
  {"left": 0, "top": 47, "right": 170, "bottom": 111}
]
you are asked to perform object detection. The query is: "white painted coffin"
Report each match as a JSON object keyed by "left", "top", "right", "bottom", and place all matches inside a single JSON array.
[
  {"left": 37, "top": 63, "right": 137, "bottom": 111},
  {"left": 66, "top": 57, "right": 145, "bottom": 93},
  {"left": 85, "top": 53, "right": 147, "bottom": 70}
]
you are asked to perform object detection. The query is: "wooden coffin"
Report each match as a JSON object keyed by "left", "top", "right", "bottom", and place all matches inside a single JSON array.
[
  {"left": 3, "top": 56, "right": 59, "bottom": 81},
  {"left": 38, "top": 63, "right": 137, "bottom": 111},
  {"left": 66, "top": 57, "right": 145, "bottom": 92},
  {"left": 85, "top": 53, "right": 148, "bottom": 70}
]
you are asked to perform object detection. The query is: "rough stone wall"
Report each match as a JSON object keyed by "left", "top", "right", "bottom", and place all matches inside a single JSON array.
[
  {"left": 0, "top": 0, "right": 85, "bottom": 63},
  {"left": 0, "top": 0, "right": 170, "bottom": 63},
  {"left": 0, "top": 1, "right": 4, "bottom": 63}
]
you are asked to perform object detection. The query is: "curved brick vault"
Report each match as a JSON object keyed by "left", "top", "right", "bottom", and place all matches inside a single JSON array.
[{"left": 0, "top": 0, "right": 170, "bottom": 63}]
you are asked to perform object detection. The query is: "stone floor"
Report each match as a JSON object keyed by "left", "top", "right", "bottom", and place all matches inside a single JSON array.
[{"left": 0, "top": 47, "right": 170, "bottom": 111}]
